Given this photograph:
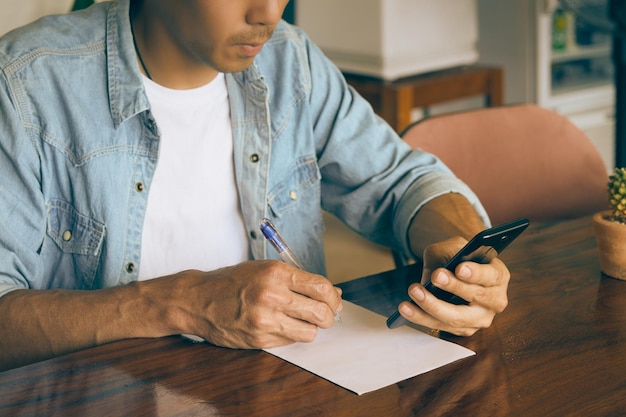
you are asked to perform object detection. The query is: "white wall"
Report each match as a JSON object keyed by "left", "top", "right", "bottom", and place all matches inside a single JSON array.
[
  {"left": 0, "top": 0, "right": 77, "bottom": 36},
  {"left": 296, "top": 0, "right": 479, "bottom": 81}
]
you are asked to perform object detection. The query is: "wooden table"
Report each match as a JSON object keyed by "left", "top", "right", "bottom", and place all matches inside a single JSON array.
[
  {"left": 345, "top": 65, "right": 504, "bottom": 133},
  {"left": 1, "top": 216, "right": 625, "bottom": 416}
]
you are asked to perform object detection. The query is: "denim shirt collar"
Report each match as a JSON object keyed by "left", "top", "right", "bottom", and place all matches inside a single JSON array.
[
  {"left": 106, "top": 0, "right": 271, "bottom": 129},
  {"left": 105, "top": 0, "right": 151, "bottom": 128}
]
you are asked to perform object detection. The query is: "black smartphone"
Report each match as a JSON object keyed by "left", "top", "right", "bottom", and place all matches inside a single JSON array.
[{"left": 386, "top": 217, "right": 530, "bottom": 329}]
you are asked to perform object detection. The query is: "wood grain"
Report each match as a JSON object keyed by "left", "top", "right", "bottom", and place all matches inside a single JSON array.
[
  {"left": 344, "top": 66, "right": 504, "bottom": 132},
  {"left": 1, "top": 216, "right": 624, "bottom": 416}
]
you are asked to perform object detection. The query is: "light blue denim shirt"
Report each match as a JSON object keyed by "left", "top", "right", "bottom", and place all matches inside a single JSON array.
[{"left": 0, "top": 0, "right": 488, "bottom": 297}]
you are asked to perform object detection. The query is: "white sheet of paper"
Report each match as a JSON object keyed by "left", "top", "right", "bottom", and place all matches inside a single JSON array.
[{"left": 264, "top": 301, "right": 475, "bottom": 395}]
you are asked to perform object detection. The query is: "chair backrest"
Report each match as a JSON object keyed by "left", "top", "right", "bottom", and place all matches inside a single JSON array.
[{"left": 401, "top": 104, "right": 610, "bottom": 225}]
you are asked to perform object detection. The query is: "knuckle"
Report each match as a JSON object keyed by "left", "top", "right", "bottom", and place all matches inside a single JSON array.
[
  {"left": 424, "top": 237, "right": 466, "bottom": 261},
  {"left": 502, "top": 270, "right": 511, "bottom": 284},
  {"left": 495, "top": 259, "right": 511, "bottom": 283},
  {"left": 253, "top": 287, "right": 275, "bottom": 305},
  {"left": 422, "top": 244, "right": 438, "bottom": 259},
  {"left": 314, "top": 279, "right": 337, "bottom": 302},
  {"left": 246, "top": 311, "right": 271, "bottom": 331},
  {"left": 299, "top": 327, "right": 318, "bottom": 343},
  {"left": 495, "top": 296, "right": 509, "bottom": 313},
  {"left": 262, "top": 259, "right": 287, "bottom": 277},
  {"left": 245, "top": 331, "right": 273, "bottom": 348},
  {"left": 482, "top": 315, "right": 495, "bottom": 328},
  {"left": 459, "top": 327, "right": 478, "bottom": 337},
  {"left": 448, "top": 313, "right": 468, "bottom": 329},
  {"left": 473, "top": 285, "right": 488, "bottom": 301},
  {"left": 311, "top": 302, "right": 333, "bottom": 324}
]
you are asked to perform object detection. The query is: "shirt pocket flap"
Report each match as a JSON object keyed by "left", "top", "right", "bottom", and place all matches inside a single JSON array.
[
  {"left": 46, "top": 199, "right": 105, "bottom": 256},
  {"left": 267, "top": 156, "right": 321, "bottom": 217}
]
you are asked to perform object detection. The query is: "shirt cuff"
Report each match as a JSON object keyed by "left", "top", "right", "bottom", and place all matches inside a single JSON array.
[{"left": 394, "top": 171, "right": 491, "bottom": 259}]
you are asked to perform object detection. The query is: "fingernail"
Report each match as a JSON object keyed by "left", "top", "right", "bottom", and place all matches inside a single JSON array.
[
  {"left": 434, "top": 271, "right": 449, "bottom": 285},
  {"left": 410, "top": 286, "right": 425, "bottom": 301},
  {"left": 400, "top": 304, "right": 414, "bottom": 317},
  {"left": 459, "top": 265, "right": 471, "bottom": 279}
]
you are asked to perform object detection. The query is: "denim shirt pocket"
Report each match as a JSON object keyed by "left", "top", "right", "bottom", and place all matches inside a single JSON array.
[
  {"left": 46, "top": 199, "right": 105, "bottom": 289},
  {"left": 267, "top": 156, "right": 321, "bottom": 218}
]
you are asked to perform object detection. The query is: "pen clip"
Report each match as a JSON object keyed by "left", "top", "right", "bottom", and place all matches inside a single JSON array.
[
  {"left": 259, "top": 218, "right": 341, "bottom": 323},
  {"left": 259, "top": 218, "right": 304, "bottom": 269},
  {"left": 259, "top": 219, "right": 287, "bottom": 252}
]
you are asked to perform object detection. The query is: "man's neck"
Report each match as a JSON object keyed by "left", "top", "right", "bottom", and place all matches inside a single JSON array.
[{"left": 130, "top": 6, "right": 219, "bottom": 89}]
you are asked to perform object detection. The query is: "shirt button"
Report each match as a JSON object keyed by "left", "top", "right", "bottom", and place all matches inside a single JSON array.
[
  {"left": 135, "top": 182, "right": 145, "bottom": 192},
  {"left": 289, "top": 190, "right": 298, "bottom": 201},
  {"left": 250, "top": 154, "right": 260, "bottom": 163},
  {"left": 126, "top": 263, "right": 135, "bottom": 273},
  {"left": 62, "top": 230, "right": 72, "bottom": 242},
  {"left": 146, "top": 119, "right": 157, "bottom": 132},
  {"left": 250, "top": 231, "right": 257, "bottom": 240}
]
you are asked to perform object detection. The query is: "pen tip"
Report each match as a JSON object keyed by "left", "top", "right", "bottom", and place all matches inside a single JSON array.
[{"left": 335, "top": 313, "right": 342, "bottom": 323}]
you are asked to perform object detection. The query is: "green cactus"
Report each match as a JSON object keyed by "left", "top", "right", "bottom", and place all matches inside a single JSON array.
[
  {"left": 608, "top": 167, "right": 626, "bottom": 223},
  {"left": 72, "top": 0, "right": 94, "bottom": 11}
]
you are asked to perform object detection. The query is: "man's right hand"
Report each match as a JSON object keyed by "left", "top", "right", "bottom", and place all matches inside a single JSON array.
[
  {"left": 0, "top": 260, "right": 343, "bottom": 371},
  {"left": 159, "top": 260, "right": 344, "bottom": 348}
]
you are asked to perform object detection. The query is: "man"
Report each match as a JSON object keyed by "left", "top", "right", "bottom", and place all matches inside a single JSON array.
[{"left": 0, "top": 0, "right": 509, "bottom": 371}]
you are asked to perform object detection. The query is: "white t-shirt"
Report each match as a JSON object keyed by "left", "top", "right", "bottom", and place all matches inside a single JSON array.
[{"left": 138, "top": 73, "right": 249, "bottom": 280}]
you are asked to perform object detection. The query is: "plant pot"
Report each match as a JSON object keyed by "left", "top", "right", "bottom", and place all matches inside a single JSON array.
[{"left": 592, "top": 211, "right": 626, "bottom": 280}]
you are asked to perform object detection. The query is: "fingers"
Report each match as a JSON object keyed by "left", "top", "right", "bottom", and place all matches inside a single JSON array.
[
  {"left": 206, "top": 289, "right": 330, "bottom": 349},
  {"left": 227, "top": 314, "right": 321, "bottom": 348},
  {"left": 192, "top": 260, "right": 344, "bottom": 349},
  {"left": 282, "top": 264, "right": 344, "bottom": 319},
  {"left": 420, "top": 237, "right": 467, "bottom": 284},
  {"left": 400, "top": 283, "right": 494, "bottom": 335},
  {"left": 281, "top": 290, "right": 340, "bottom": 329},
  {"left": 248, "top": 261, "right": 343, "bottom": 329},
  {"left": 428, "top": 259, "right": 509, "bottom": 312},
  {"left": 452, "top": 258, "right": 510, "bottom": 289},
  {"left": 398, "top": 258, "right": 510, "bottom": 336},
  {"left": 263, "top": 315, "right": 320, "bottom": 346}
]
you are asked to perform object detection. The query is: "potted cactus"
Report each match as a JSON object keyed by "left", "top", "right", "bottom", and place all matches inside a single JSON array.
[{"left": 592, "top": 167, "right": 626, "bottom": 280}]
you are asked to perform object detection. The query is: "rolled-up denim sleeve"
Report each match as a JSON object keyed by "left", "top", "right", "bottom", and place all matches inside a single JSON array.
[
  {"left": 392, "top": 165, "right": 491, "bottom": 260},
  {"left": 300, "top": 31, "right": 489, "bottom": 254}
]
